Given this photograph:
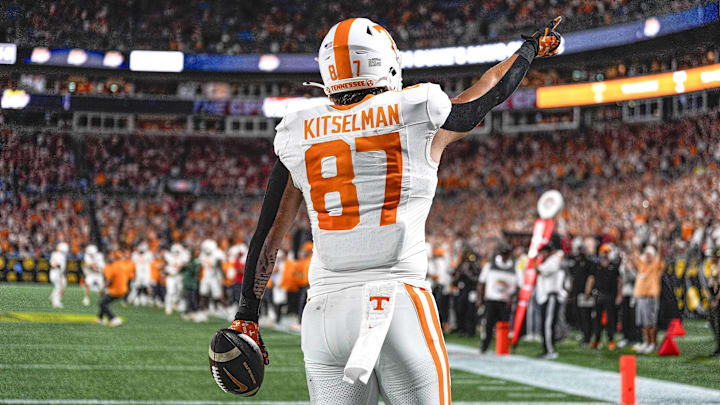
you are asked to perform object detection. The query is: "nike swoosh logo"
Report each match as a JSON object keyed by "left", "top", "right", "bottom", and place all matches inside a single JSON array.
[{"left": 223, "top": 367, "right": 249, "bottom": 392}]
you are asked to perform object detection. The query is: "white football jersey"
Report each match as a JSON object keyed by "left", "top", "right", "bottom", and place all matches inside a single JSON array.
[
  {"left": 50, "top": 251, "right": 67, "bottom": 273},
  {"left": 82, "top": 252, "right": 105, "bottom": 275},
  {"left": 164, "top": 250, "right": 189, "bottom": 276},
  {"left": 274, "top": 83, "right": 451, "bottom": 297},
  {"left": 199, "top": 249, "right": 226, "bottom": 280},
  {"left": 132, "top": 251, "right": 154, "bottom": 280}
]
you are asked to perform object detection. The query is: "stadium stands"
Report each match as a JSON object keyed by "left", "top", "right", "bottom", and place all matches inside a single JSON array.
[
  {"left": 3, "top": 0, "right": 705, "bottom": 53},
  {"left": 2, "top": 112, "right": 719, "bottom": 259}
]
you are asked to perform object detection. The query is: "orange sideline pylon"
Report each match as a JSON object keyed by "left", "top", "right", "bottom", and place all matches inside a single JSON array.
[{"left": 620, "top": 355, "right": 636, "bottom": 405}]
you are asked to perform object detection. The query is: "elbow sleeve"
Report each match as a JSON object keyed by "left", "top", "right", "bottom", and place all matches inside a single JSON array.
[{"left": 441, "top": 41, "right": 534, "bottom": 133}]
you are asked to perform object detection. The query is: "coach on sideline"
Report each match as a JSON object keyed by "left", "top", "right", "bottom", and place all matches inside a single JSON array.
[
  {"left": 536, "top": 239, "right": 565, "bottom": 359},
  {"left": 478, "top": 242, "right": 520, "bottom": 353}
]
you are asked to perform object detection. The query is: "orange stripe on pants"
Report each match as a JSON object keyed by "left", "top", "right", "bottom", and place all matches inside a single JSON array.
[
  {"left": 405, "top": 284, "right": 445, "bottom": 405},
  {"left": 333, "top": 18, "right": 356, "bottom": 79},
  {"left": 422, "top": 289, "right": 451, "bottom": 403}
]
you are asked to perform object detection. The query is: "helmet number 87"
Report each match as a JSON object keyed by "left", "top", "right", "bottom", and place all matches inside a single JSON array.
[
  {"left": 305, "top": 131, "right": 402, "bottom": 231},
  {"left": 328, "top": 62, "right": 362, "bottom": 80}
]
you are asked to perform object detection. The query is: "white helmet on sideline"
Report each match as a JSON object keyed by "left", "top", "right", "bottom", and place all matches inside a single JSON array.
[
  {"left": 171, "top": 243, "right": 184, "bottom": 255},
  {"left": 56, "top": 242, "right": 69, "bottom": 254},
  {"left": 85, "top": 244, "right": 98, "bottom": 256},
  {"left": 315, "top": 18, "right": 402, "bottom": 96},
  {"left": 201, "top": 239, "right": 217, "bottom": 255}
]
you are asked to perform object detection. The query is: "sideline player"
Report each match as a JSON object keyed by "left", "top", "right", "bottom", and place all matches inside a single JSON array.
[
  {"left": 213, "top": 17, "right": 563, "bottom": 404},
  {"left": 130, "top": 241, "right": 154, "bottom": 306},
  {"left": 197, "top": 239, "right": 226, "bottom": 321},
  {"left": 82, "top": 244, "right": 105, "bottom": 306},
  {"left": 49, "top": 242, "right": 69, "bottom": 308},
  {"left": 164, "top": 243, "right": 190, "bottom": 315},
  {"left": 96, "top": 251, "right": 134, "bottom": 327}
]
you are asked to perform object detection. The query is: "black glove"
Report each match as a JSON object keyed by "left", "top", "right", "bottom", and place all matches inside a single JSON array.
[{"left": 522, "top": 16, "right": 563, "bottom": 58}]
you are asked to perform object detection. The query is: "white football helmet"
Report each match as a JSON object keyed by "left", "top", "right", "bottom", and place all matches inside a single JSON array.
[
  {"left": 85, "top": 244, "right": 98, "bottom": 256},
  {"left": 56, "top": 242, "right": 70, "bottom": 254},
  {"left": 201, "top": 239, "right": 217, "bottom": 255},
  {"left": 171, "top": 243, "right": 184, "bottom": 256},
  {"left": 137, "top": 241, "right": 149, "bottom": 252},
  {"left": 313, "top": 18, "right": 402, "bottom": 96}
]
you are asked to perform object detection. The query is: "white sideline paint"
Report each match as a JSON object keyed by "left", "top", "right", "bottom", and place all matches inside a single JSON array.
[
  {"left": 446, "top": 343, "right": 720, "bottom": 405},
  {"left": 0, "top": 401, "right": 609, "bottom": 405}
]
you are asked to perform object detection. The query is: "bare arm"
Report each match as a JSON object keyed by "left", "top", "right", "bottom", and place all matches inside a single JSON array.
[
  {"left": 236, "top": 160, "right": 303, "bottom": 322},
  {"left": 585, "top": 275, "right": 595, "bottom": 297}
]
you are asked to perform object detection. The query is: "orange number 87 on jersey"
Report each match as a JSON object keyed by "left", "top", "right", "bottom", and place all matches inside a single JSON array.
[{"left": 305, "top": 132, "right": 402, "bottom": 231}]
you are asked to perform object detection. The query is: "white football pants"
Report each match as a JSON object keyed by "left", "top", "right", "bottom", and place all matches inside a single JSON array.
[
  {"left": 199, "top": 277, "right": 223, "bottom": 300},
  {"left": 49, "top": 270, "right": 66, "bottom": 305},
  {"left": 301, "top": 283, "right": 451, "bottom": 405},
  {"left": 165, "top": 274, "right": 183, "bottom": 314},
  {"left": 84, "top": 272, "right": 104, "bottom": 292}
]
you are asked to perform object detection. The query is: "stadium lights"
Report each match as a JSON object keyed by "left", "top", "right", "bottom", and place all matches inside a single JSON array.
[
  {"left": 129, "top": 50, "right": 184, "bottom": 72},
  {"left": 536, "top": 63, "right": 720, "bottom": 109},
  {"left": 1, "top": 89, "right": 30, "bottom": 109},
  {"left": 0, "top": 43, "right": 17, "bottom": 64}
]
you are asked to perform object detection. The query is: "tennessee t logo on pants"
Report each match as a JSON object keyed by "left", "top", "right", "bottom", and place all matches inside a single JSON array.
[{"left": 370, "top": 296, "right": 390, "bottom": 310}]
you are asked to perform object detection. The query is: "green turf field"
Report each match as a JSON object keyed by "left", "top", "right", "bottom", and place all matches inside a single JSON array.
[{"left": 0, "top": 284, "right": 602, "bottom": 404}]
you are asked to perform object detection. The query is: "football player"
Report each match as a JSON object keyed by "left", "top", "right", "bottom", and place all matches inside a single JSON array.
[
  {"left": 82, "top": 244, "right": 106, "bottom": 306},
  {"left": 130, "top": 241, "right": 154, "bottom": 306},
  {"left": 49, "top": 242, "right": 69, "bottom": 308},
  {"left": 97, "top": 251, "right": 134, "bottom": 327},
  {"left": 164, "top": 243, "right": 190, "bottom": 315},
  {"left": 197, "top": 239, "right": 227, "bottom": 321},
  {"left": 214, "top": 16, "right": 563, "bottom": 403}
]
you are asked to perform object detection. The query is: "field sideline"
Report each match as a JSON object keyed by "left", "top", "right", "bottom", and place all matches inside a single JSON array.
[{"left": 1, "top": 283, "right": 717, "bottom": 404}]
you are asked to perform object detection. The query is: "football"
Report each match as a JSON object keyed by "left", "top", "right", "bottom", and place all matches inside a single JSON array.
[{"left": 208, "top": 328, "right": 265, "bottom": 396}]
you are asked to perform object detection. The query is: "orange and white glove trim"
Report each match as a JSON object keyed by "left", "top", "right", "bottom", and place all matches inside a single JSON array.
[
  {"left": 523, "top": 16, "right": 563, "bottom": 58},
  {"left": 229, "top": 320, "right": 270, "bottom": 365}
]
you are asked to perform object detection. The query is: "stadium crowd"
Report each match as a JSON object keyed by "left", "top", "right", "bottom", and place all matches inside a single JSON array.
[
  {"left": 3, "top": 0, "right": 703, "bottom": 54},
  {"left": 2, "top": 111, "right": 720, "bottom": 354},
  {"left": 3, "top": 112, "right": 720, "bottom": 255}
]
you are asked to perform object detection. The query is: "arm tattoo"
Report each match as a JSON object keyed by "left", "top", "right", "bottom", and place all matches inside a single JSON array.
[
  {"left": 235, "top": 160, "right": 290, "bottom": 322},
  {"left": 253, "top": 245, "right": 278, "bottom": 299}
]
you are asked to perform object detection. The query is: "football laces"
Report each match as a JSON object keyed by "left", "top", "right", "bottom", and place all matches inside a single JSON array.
[{"left": 211, "top": 365, "right": 229, "bottom": 393}]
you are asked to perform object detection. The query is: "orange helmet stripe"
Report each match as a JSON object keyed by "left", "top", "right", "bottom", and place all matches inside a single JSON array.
[{"left": 333, "top": 18, "right": 356, "bottom": 79}]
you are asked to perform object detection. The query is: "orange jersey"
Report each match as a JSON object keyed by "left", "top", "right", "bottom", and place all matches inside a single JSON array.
[
  {"left": 121, "top": 258, "right": 136, "bottom": 279},
  {"left": 295, "top": 256, "right": 311, "bottom": 288},
  {"left": 150, "top": 258, "right": 163, "bottom": 284},
  {"left": 279, "top": 258, "right": 298, "bottom": 292},
  {"left": 104, "top": 261, "right": 133, "bottom": 297}
]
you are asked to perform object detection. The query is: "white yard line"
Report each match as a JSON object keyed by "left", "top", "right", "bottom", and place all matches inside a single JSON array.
[
  {"left": 0, "top": 401, "right": 609, "bottom": 405},
  {"left": 0, "top": 343, "right": 298, "bottom": 353},
  {"left": 446, "top": 343, "right": 720, "bottom": 405},
  {"left": 0, "top": 364, "right": 302, "bottom": 373}
]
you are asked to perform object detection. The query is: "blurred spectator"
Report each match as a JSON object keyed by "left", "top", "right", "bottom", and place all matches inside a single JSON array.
[
  {"left": 536, "top": 242, "right": 565, "bottom": 359},
  {"left": 709, "top": 252, "right": 720, "bottom": 357},
  {"left": 631, "top": 245, "right": 665, "bottom": 354},
  {"left": 478, "top": 242, "right": 519, "bottom": 354},
  {"left": 586, "top": 243, "right": 622, "bottom": 350},
  {"left": 2, "top": 0, "right": 704, "bottom": 54}
]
